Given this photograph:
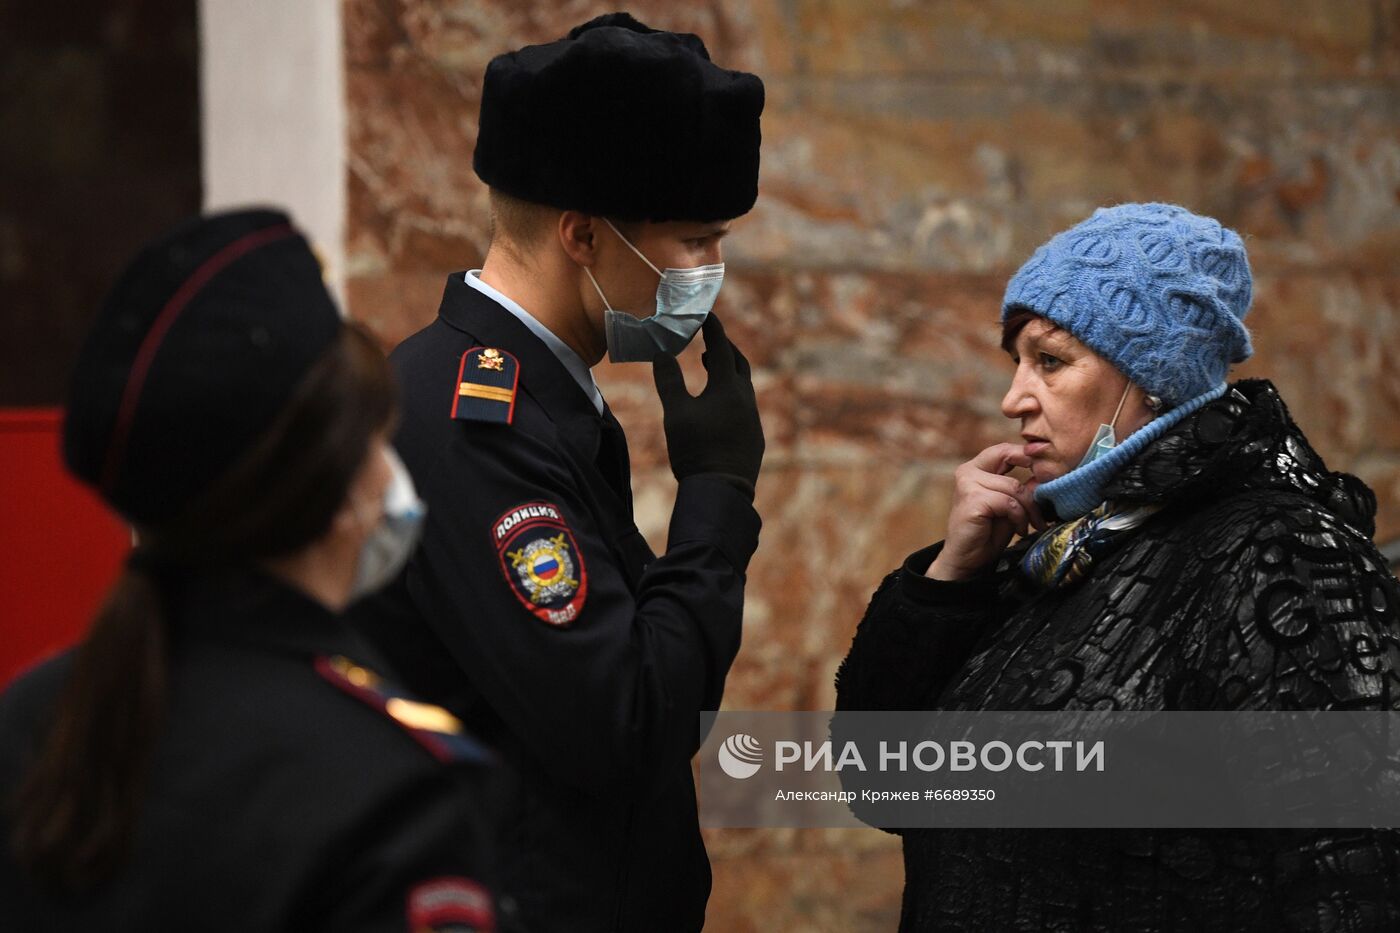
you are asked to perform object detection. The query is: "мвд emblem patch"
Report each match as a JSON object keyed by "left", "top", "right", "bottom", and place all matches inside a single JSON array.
[{"left": 492, "top": 501, "right": 587, "bottom": 627}]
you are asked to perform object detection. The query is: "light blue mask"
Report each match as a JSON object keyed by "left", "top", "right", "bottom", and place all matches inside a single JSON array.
[
  {"left": 1075, "top": 381, "right": 1133, "bottom": 468},
  {"left": 584, "top": 218, "right": 724, "bottom": 363},
  {"left": 349, "top": 447, "right": 426, "bottom": 601}
]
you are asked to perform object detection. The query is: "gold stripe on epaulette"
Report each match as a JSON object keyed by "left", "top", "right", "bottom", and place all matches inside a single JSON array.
[
  {"left": 458, "top": 383, "right": 515, "bottom": 403},
  {"left": 386, "top": 697, "right": 465, "bottom": 735}
]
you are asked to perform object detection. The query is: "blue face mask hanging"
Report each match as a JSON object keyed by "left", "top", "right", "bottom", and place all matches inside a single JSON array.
[
  {"left": 1075, "top": 380, "right": 1134, "bottom": 468},
  {"left": 584, "top": 218, "right": 724, "bottom": 363}
]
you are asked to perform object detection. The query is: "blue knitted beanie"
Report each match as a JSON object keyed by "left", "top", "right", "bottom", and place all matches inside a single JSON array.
[
  {"left": 1002, "top": 203, "right": 1254, "bottom": 520},
  {"left": 1002, "top": 202, "right": 1253, "bottom": 407}
]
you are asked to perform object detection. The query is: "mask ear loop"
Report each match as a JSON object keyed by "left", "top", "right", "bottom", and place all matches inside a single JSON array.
[
  {"left": 348, "top": 478, "right": 383, "bottom": 538},
  {"left": 1106, "top": 380, "right": 1133, "bottom": 441},
  {"left": 583, "top": 266, "right": 614, "bottom": 312},
  {"left": 351, "top": 445, "right": 405, "bottom": 533},
  {"left": 602, "top": 217, "right": 663, "bottom": 276},
  {"left": 585, "top": 219, "right": 663, "bottom": 313}
]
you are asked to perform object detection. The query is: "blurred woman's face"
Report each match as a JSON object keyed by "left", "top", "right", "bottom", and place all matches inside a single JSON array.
[
  {"left": 348, "top": 434, "right": 395, "bottom": 531},
  {"left": 1000, "top": 317, "right": 1153, "bottom": 488}
]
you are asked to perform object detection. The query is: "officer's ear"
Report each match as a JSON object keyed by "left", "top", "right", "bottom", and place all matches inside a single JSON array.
[{"left": 558, "top": 211, "right": 599, "bottom": 267}]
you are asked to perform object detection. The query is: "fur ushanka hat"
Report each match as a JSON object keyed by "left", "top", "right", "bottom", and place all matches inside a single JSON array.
[{"left": 473, "top": 12, "right": 765, "bottom": 223}]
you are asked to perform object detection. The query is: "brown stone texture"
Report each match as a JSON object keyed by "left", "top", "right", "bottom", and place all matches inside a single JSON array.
[{"left": 344, "top": 2, "right": 1400, "bottom": 927}]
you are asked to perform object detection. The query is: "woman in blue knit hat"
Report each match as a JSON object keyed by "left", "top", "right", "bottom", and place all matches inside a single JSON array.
[{"left": 836, "top": 203, "right": 1400, "bottom": 931}]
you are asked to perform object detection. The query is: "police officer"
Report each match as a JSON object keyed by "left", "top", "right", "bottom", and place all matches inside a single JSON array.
[
  {"left": 349, "top": 12, "right": 766, "bottom": 932},
  {"left": 0, "top": 209, "right": 500, "bottom": 932}
]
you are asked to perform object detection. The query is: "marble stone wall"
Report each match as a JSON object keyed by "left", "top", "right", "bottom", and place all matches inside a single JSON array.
[{"left": 344, "top": 3, "right": 1400, "bottom": 929}]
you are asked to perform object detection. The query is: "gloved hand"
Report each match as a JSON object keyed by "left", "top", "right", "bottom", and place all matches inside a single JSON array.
[{"left": 652, "top": 313, "right": 765, "bottom": 497}]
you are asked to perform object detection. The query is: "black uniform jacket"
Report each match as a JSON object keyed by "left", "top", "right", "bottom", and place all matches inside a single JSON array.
[
  {"left": 0, "top": 569, "right": 499, "bottom": 933},
  {"left": 351, "top": 274, "right": 761, "bottom": 932}
]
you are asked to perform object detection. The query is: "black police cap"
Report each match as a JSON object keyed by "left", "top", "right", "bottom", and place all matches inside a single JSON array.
[
  {"left": 63, "top": 208, "right": 342, "bottom": 526},
  {"left": 473, "top": 12, "right": 764, "bottom": 223}
]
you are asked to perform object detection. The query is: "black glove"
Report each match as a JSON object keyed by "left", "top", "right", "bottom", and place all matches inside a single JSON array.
[{"left": 652, "top": 313, "right": 765, "bottom": 496}]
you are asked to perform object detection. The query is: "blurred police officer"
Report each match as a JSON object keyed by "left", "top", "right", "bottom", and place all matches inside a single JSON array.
[
  {"left": 350, "top": 12, "right": 766, "bottom": 932},
  {"left": 0, "top": 209, "right": 500, "bottom": 932}
]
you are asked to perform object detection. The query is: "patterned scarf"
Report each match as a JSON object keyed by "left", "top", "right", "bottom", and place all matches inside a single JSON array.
[{"left": 1019, "top": 501, "right": 1162, "bottom": 590}]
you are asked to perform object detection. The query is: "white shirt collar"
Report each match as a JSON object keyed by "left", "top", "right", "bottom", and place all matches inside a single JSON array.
[{"left": 463, "top": 271, "right": 604, "bottom": 415}]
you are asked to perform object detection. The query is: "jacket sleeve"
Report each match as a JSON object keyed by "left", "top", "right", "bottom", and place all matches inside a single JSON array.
[
  {"left": 1190, "top": 498, "right": 1400, "bottom": 931},
  {"left": 831, "top": 542, "right": 1005, "bottom": 835},
  {"left": 834, "top": 542, "right": 1003, "bottom": 712},
  {"left": 402, "top": 416, "right": 759, "bottom": 795},
  {"left": 299, "top": 771, "right": 505, "bottom": 933}
]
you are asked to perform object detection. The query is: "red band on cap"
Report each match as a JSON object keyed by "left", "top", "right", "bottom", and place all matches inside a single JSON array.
[{"left": 99, "top": 223, "right": 297, "bottom": 496}]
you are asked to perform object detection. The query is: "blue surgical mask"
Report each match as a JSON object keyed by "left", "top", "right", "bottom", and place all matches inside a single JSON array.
[
  {"left": 584, "top": 218, "right": 724, "bottom": 363},
  {"left": 1075, "top": 381, "right": 1134, "bottom": 468},
  {"left": 349, "top": 447, "right": 426, "bottom": 601}
]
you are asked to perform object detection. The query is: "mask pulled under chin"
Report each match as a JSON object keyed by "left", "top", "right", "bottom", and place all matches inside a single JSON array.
[
  {"left": 1076, "top": 421, "right": 1118, "bottom": 468},
  {"left": 586, "top": 218, "right": 724, "bottom": 363},
  {"left": 349, "top": 447, "right": 426, "bottom": 601},
  {"left": 1074, "top": 380, "right": 1136, "bottom": 469}
]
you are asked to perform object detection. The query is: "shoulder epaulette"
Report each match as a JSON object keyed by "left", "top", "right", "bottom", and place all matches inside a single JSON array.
[
  {"left": 451, "top": 346, "right": 519, "bottom": 425},
  {"left": 314, "top": 655, "right": 493, "bottom": 765}
]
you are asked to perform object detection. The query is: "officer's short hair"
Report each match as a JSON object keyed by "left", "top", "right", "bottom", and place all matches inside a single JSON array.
[
  {"left": 488, "top": 189, "right": 558, "bottom": 251},
  {"left": 488, "top": 188, "right": 646, "bottom": 255}
]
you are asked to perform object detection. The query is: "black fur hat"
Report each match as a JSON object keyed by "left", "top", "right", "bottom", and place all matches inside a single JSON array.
[
  {"left": 473, "top": 12, "right": 764, "bottom": 223},
  {"left": 62, "top": 208, "right": 342, "bottom": 526}
]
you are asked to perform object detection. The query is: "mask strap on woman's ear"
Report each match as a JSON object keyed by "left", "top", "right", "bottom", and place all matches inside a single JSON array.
[
  {"left": 1108, "top": 380, "right": 1132, "bottom": 432},
  {"left": 1077, "top": 381, "right": 1135, "bottom": 470}
]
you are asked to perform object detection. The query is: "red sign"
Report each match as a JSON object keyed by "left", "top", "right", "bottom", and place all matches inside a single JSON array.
[{"left": 0, "top": 409, "right": 130, "bottom": 687}]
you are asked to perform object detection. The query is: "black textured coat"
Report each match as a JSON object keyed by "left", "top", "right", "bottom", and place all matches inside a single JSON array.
[
  {"left": 836, "top": 380, "right": 1400, "bottom": 932},
  {"left": 0, "top": 570, "right": 500, "bottom": 932}
]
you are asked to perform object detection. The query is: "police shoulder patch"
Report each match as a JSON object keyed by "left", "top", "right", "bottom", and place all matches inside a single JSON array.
[
  {"left": 314, "top": 655, "right": 493, "bottom": 766},
  {"left": 451, "top": 346, "right": 519, "bottom": 424},
  {"left": 491, "top": 501, "right": 587, "bottom": 627},
  {"left": 407, "top": 877, "right": 495, "bottom": 932}
]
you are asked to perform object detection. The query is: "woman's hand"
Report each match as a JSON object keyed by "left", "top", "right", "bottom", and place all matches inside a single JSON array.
[{"left": 926, "top": 443, "right": 1047, "bottom": 580}]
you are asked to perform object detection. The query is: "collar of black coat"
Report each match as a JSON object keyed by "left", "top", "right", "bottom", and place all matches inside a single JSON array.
[
  {"left": 167, "top": 565, "right": 368, "bottom": 658},
  {"left": 1103, "top": 378, "right": 1377, "bottom": 537},
  {"left": 435, "top": 272, "right": 609, "bottom": 460}
]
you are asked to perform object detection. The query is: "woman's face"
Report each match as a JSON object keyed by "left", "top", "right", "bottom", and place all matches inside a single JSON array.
[
  {"left": 1001, "top": 317, "right": 1153, "bottom": 488},
  {"left": 348, "top": 434, "right": 395, "bottom": 531}
]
